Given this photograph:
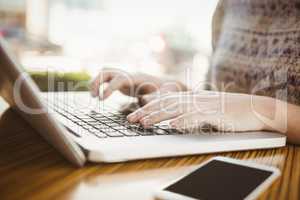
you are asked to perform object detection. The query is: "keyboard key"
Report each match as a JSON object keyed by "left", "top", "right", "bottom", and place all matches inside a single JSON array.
[
  {"left": 97, "top": 118, "right": 115, "bottom": 122},
  {"left": 93, "top": 124, "right": 109, "bottom": 129},
  {"left": 126, "top": 123, "right": 140, "bottom": 128},
  {"left": 103, "top": 129, "right": 124, "bottom": 137},
  {"left": 138, "top": 128, "right": 155, "bottom": 136},
  {"left": 46, "top": 96, "right": 188, "bottom": 139},
  {"left": 106, "top": 122, "right": 122, "bottom": 127},
  {"left": 167, "top": 129, "right": 183, "bottom": 135},
  {"left": 120, "top": 130, "right": 139, "bottom": 136},
  {"left": 82, "top": 125, "right": 93, "bottom": 129},
  {"left": 67, "top": 115, "right": 79, "bottom": 121},
  {"left": 87, "top": 128, "right": 106, "bottom": 137},
  {"left": 89, "top": 114, "right": 106, "bottom": 118},
  {"left": 76, "top": 121, "right": 88, "bottom": 126},
  {"left": 93, "top": 132, "right": 107, "bottom": 138},
  {"left": 95, "top": 124, "right": 110, "bottom": 128},
  {"left": 109, "top": 125, "right": 128, "bottom": 130},
  {"left": 108, "top": 115, "right": 126, "bottom": 119},
  {"left": 154, "top": 128, "right": 170, "bottom": 135},
  {"left": 86, "top": 121, "right": 102, "bottom": 126}
]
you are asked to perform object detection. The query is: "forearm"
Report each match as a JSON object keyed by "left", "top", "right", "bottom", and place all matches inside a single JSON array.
[
  {"left": 279, "top": 102, "right": 300, "bottom": 144},
  {"left": 286, "top": 103, "right": 300, "bottom": 144},
  {"left": 161, "top": 78, "right": 189, "bottom": 92},
  {"left": 258, "top": 96, "right": 300, "bottom": 144}
]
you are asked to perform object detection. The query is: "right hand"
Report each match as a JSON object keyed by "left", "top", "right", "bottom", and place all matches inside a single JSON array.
[{"left": 90, "top": 68, "right": 188, "bottom": 105}]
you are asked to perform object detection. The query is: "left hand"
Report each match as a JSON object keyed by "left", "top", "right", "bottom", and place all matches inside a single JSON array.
[{"left": 127, "top": 91, "right": 271, "bottom": 132}]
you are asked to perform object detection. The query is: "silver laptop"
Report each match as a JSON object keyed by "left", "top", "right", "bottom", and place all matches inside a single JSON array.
[{"left": 0, "top": 38, "right": 286, "bottom": 167}]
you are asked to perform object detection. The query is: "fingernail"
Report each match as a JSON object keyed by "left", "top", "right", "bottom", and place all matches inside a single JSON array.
[
  {"left": 100, "top": 91, "right": 108, "bottom": 100},
  {"left": 127, "top": 113, "right": 136, "bottom": 121},
  {"left": 139, "top": 95, "right": 150, "bottom": 105},
  {"left": 90, "top": 88, "right": 96, "bottom": 96},
  {"left": 141, "top": 118, "right": 151, "bottom": 127},
  {"left": 170, "top": 121, "right": 177, "bottom": 128},
  {"left": 99, "top": 89, "right": 109, "bottom": 100},
  {"left": 99, "top": 95, "right": 104, "bottom": 100},
  {"left": 143, "top": 95, "right": 151, "bottom": 101}
]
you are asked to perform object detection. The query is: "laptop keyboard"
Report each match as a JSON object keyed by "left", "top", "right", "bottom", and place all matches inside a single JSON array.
[{"left": 46, "top": 98, "right": 183, "bottom": 139}]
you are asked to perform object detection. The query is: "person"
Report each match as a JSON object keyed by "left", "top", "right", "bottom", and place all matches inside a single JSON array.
[{"left": 90, "top": 0, "right": 300, "bottom": 144}]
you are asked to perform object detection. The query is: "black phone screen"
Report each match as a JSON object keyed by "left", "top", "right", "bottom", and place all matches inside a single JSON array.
[{"left": 165, "top": 160, "right": 273, "bottom": 200}]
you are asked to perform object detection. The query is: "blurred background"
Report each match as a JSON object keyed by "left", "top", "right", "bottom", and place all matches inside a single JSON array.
[{"left": 0, "top": 0, "right": 218, "bottom": 91}]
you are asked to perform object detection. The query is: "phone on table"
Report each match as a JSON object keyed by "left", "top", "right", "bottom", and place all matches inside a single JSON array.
[{"left": 155, "top": 156, "right": 280, "bottom": 200}]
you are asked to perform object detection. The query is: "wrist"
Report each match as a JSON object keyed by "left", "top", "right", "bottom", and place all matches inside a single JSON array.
[
  {"left": 161, "top": 79, "right": 189, "bottom": 92},
  {"left": 175, "top": 81, "right": 189, "bottom": 92},
  {"left": 253, "top": 96, "right": 286, "bottom": 133}
]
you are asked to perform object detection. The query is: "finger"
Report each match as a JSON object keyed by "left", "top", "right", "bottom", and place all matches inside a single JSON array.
[
  {"left": 170, "top": 111, "right": 221, "bottom": 131},
  {"left": 129, "top": 92, "right": 202, "bottom": 122},
  {"left": 138, "top": 94, "right": 157, "bottom": 106},
  {"left": 139, "top": 103, "right": 182, "bottom": 127},
  {"left": 127, "top": 95, "right": 178, "bottom": 122},
  {"left": 138, "top": 92, "right": 170, "bottom": 105},
  {"left": 90, "top": 70, "right": 113, "bottom": 97},
  {"left": 159, "top": 81, "right": 187, "bottom": 93},
  {"left": 138, "top": 88, "right": 194, "bottom": 106},
  {"left": 101, "top": 76, "right": 129, "bottom": 100}
]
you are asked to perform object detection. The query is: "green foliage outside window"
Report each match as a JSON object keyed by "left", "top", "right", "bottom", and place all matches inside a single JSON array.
[{"left": 29, "top": 71, "right": 91, "bottom": 92}]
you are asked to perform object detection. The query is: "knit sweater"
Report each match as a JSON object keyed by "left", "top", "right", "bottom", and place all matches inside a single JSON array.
[{"left": 207, "top": 0, "right": 300, "bottom": 105}]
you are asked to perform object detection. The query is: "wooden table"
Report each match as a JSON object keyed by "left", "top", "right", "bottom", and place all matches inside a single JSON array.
[{"left": 0, "top": 98, "right": 299, "bottom": 200}]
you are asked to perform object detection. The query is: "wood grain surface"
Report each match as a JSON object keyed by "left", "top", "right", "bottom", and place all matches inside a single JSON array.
[{"left": 0, "top": 101, "right": 299, "bottom": 200}]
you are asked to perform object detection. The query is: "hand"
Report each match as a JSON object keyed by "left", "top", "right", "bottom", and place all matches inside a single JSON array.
[
  {"left": 127, "top": 91, "right": 271, "bottom": 133},
  {"left": 90, "top": 68, "right": 187, "bottom": 104}
]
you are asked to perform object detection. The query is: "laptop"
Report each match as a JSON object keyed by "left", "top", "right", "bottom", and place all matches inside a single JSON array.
[{"left": 0, "top": 38, "right": 286, "bottom": 167}]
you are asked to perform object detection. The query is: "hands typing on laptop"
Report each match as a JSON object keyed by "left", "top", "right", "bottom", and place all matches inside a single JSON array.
[
  {"left": 0, "top": 28, "right": 287, "bottom": 167},
  {"left": 89, "top": 68, "right": 282, "bottom": 135}
]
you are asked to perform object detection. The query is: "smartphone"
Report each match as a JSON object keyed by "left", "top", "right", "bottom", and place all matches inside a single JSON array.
[{"left": 155, "top": 156, "right": 280, "bottom": 200}]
